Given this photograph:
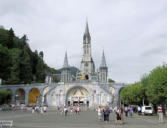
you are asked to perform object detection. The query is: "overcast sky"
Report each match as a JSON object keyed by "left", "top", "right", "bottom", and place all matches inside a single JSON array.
[{"left": 0, "top": 0, "right": 167, "bottom": 83}]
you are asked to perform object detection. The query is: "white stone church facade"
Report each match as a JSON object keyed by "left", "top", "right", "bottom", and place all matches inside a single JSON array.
[{"left": 45, "top": 22, "right": 126, "bottom": 107}]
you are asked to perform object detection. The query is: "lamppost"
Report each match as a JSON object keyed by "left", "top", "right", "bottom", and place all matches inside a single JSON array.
[
  {"left": 0, "top": 78, "right": 2, "bottom": 86},
  {"left": 15, "top": 94, "right": 18, "bottom": 105}
]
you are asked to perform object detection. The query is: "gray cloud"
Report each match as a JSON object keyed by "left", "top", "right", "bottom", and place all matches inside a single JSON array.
[{"left": 0, "top": 0, "right": 167, "bottom": 83}]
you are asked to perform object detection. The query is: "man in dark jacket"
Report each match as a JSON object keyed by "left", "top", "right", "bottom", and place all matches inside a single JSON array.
[{"left": 105, "top": 106, "right": 110, "bottom": 122}]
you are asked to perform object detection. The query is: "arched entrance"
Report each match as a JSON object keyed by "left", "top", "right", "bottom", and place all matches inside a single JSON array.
[
  {"left": 66, "top": 86, "right": 89, "bottom": 107},
  {"left": 15, "top": 88, "right": 25, "bottom": 104},
  {"left": 28, "top": 88, "right": 40, "bottom": 104}
]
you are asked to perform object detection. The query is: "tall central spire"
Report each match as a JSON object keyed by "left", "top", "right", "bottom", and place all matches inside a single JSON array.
[
  {"left": 81, "top": 20, "right": 95, "bottom": 75},
  {"left": 83, "top": 20, "right": 91, "bottom": 42}
]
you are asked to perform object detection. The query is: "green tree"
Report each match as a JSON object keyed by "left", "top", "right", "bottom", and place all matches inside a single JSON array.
[
  {"left": 0, "top": 44, "right": 11, "bottom": 83},
  {"left": 120, "top": 82, "right": 144, "bottom": 105},
  {"left": 0, "top": 27, "right": 8, "bottom": 47},
  {"left": 7, "top": 28, "right": 14, "bottom": 49},
  {"left": 145, "top": 65, "right": 167, "bottom": 105},
  {"left": 108, "top": 78, "right": 115, "bottom": 83},
  {"left": 0, "top": 89, "right": 12, "bottom": 105},
  {"left": 0, "top": 27, "right": 53, "bottom": 84},
  {"left": 19, "top": 47, "right": 33, "bottom": 83},
  {"left": 35, "top": 58, "right": 46, "bottom": 83},
  {"left": 8, "top": 48, "right": 21, "bottom": 84}
]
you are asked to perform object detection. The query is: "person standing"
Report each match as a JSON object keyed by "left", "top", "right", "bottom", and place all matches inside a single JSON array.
[
  {"left": 158, "top": 105, "right": 163, "bottom": 123},
  {"left": 121, "top": 104, "right": 124, "bottom": 123},
  {"left": 77, "top": 106, "right": 80, "bottom": 115},
  {"left": 105, "top": 106, "right": 110, "bottom": 123},
  {"left": 103, "top": 107, "right": 106, "bottom": 121},
  {"left": 137, "top": 106, "right": 141, "bottom": 115},
  {"left": 129, "top": 106, "right": 133, "bottom": 117},
  {"left": 43, "top": 105, "right": 47, "bottom": 113}
]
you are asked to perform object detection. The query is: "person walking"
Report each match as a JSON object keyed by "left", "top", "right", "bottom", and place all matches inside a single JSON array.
[
  {"left": 32, "top": 106, "right": 35, "bottom": 114},
  {"left": 97, "top": 106, "right": 102, "bottom": 122},
  {"left": 115, "top": 107, "right": 122, "bottom": 125},
  {"left": 158, "top": 105, "right": 163, "bottom": 123},
  {"left": 70, "top": 107, "right": 73, "bottom": 116},
  {"left": 124, "top": 106, "right": 128, "bottom": 117},
  {"left": 64, "top": 106, "right": 68, "bottom": 116}
]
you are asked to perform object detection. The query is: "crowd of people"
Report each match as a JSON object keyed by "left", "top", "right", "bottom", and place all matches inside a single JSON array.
[
  {"left": 96, "top": 105, "right": 135, "bottom": 125},
  {"left": 56, "top": 105, "right": 87, "bottom": 117},
  {"left": 31, "top": 105, "right": 47, "bottom": 114},
  {"left": 4, "top": 103, "right": 164, "bottom": 124}
]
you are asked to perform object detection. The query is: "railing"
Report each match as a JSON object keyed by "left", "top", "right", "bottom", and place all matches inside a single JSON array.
[{"left": 0, "top": 83, "right": 46, "bottom": 87}]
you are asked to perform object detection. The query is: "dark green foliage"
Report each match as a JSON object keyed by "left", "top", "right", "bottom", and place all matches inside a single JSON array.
[
  {"left": 0, "top": 44, "right": 11, "bottom": 83},
  {"left": 144, "top": 65, "right": 167, "bottom": 105},
  {"left": 35, "top": 58, "right": 45, "bottom": 83},
  {"left": 7, "top": 28, "right": 14, "bottom": 49},
  {"left": 8, "top": 48, "right": 21, "bottom": 84},
  {"left": 58, "top": 66, "right": 79, "bottom": 77},
  {"left": 0, "top": 89, "right": 12, "bottom": 105},
  {"left": 19, "top": 47, "right": 33, "bottom": 83},
  {"left": 0, "top": 27, "right": 53, "bottom": 84},
  {"left": 108, "top": 78, "right": 115, "bottom": 83}
]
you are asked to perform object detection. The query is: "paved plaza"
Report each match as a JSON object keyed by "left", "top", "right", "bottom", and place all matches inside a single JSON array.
[{"left": 0, "top": 109, "right": 166, "bottom": 128}]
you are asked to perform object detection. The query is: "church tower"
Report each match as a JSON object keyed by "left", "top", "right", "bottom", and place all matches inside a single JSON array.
[
  {"left": 80, "top": 21, "right": 95, "bottom": 80},
  {"left": 99, "top": 50, "right": 108, "bottom": 83},
  {"left": 61, "top": 52, "right": 71, "bottom": 83}
]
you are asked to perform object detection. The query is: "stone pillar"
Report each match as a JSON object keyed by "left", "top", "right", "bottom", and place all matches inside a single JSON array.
[
  {"left": 99, "top": 94, "right": 101, "bottom": 105},
  {"left": 56, "top": 94, "right": 59, "bottom": 106},
  {"left": 63, "top": 94, "right": 66, "bottom": 106},
  {"left": 96, "top": 94, "right": 99, "bottom": 106},
  {"left": 84, "top": 97, "right": 86, "bottom": 105},
  {"left": 89, "top": 93, "right": 94, "bottom": 108},
  {"left": 11, "top": 89, "right": 16, "bottom": 104},
  {"left": 58, "top": 94, "right": 60, "bottom": 106},
  {"left": 25, "top": 90, "right": 29, "bottom": 105}
]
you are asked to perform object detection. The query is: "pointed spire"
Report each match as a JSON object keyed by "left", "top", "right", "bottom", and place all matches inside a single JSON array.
[
  {"left": 100, "top": 50, "right": 107, "bottom": 67},
  {"left": 63, "top": 51, "right": 69, "bottom": 68},
  {"left": 85, "top": 18, "right": 90, "bottom": 35}
]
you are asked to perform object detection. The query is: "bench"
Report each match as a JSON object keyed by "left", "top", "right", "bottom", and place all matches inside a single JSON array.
[{"left": 0, "top": 120, "right": 13, "bottom": 128}]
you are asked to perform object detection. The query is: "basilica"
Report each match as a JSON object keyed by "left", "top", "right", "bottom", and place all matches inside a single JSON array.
[{"left": 45, "top": 21, "right": 125, "bottom": 107}]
